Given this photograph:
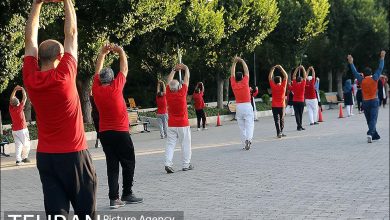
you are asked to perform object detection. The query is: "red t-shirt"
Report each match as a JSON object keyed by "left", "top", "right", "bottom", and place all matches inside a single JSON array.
[
  {"left": 304, "top": 79, "right": 317, "bottom": 99},
  {"left": 22, "top": 53, "right": 87, "bottom": 153},
  {"left": 9, "top": 103, "right": 27, "bottom": 131},
  {"left": 269, "top": 79, "right": 287, "bottom": 107},
  {"left": 166, "top": 84, "right": 189, "bottom": 127},
  {"left": 156, "top": 95, "right": 167, "bottom": 114},
  {"left": 92, "top": 72, "right": 129, "bottom": 132},
  {"left": 192, "top": 92, "right": 205, "bottom": 110},
  {"left": 291, "top": 79, "right": 306, "bottom": 102},
  {"left": 230, "top": 75, "right": 251, "bottom": 103}
]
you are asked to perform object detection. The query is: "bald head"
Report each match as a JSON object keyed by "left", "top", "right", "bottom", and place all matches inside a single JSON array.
[{"left": 38, "top": 40, "right": 64, "bottom": 65}]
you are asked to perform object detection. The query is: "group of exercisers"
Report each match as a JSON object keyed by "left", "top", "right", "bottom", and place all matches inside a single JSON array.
[{"left": 5, "top": 0, "right": 386, "bottom": 218}]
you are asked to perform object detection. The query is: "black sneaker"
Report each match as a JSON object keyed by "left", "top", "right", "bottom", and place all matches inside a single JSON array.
[
  {"left": 310, "top": 123, "right": 314, "bottom": 125},
  {"left": 314, "top": 122, "right": 319, "bottom": 125},
  {"left": 297, "top": 128, "right": 302, "bottom": 131},
  {"left": 277, "top": 134, "right": 282, "bottom": 138},
  {"left": 22, "top": 158, "right": 31, "bottom": 163},
  {"left": 165, "top": 166, "right": 174, "bottom": 174},
  {"left": 16, "top": 161, "right": 24, "bottom": 166},
  {"left": 109, "top": 199, "right": 126, "bottom": 209},
  {"left": 244, "top": 140, "right": 251, "bottom": 150},
  {"left": 121, "top": 194, "right": 143, "bottom": 204},
  {"left": 182, "top": 164, "right": 194, "bottom": 171},
  {"left": 301, "top": 127, "right": 306, "bottom": 130},
  {"left": 281, "top": 133, "right": 287, "bottom": 137}
]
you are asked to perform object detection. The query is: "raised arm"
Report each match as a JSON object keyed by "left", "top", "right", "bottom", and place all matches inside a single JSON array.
[
  {"left": 157, "top": 81, "right": 161, "bottom": 93},
  {"left": 347, "top": 54, "right": 363, "bottom": 82},
  {"left": 181, "top": 64, "right": 190, "bottom": 85},
  {"left": 200, "top": 82, "right": 204, "bottom": 93},
  {"left": 268, "top": 66, "right": 276, "bottom": 81},
  {"left": 167, "top": 67, "right": 176, "bottom": 84},
  {"left": 21, "top": 87, "right": 27, "bottom": 106},
  {"left": 112, "top": 44, "right": 128, "bottom": 77},
  {"left": 307, "top": 66, "right": 315, "bottom": 79},
  {"left": 161, "top": 81, "right": 166, "bottom": 93},
  {"left": 9, "top": 86, "right": 19, "bottom": 103},
  {"left": 63, "top": 0, "right": 78, "bottom": 59},
  {"left": 95, "top": 43, "right": 111, "bottom": 75},
  {"left": 239, "top": 58, "right": 250, "bottom": 77},
  {"left": 277, "top": 65, "right": 288, "bottom": 80},
  {"left": 25, "top": 0, "right": 43, "bottom": 57},
  {"left": 231, "top": 57, "right": 239, "bottom": 78},
  {"left": 300, "top": 65, "right": 308, "bottom": 80},
  {"left": 292, "top": 66, "right": 300, "bottom": 80},
  {"left": 373, "top": 50, "right": 386, "bottom": 81}
]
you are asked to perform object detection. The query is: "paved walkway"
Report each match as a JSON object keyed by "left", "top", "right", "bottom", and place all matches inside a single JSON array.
[{"left": 1, "top": 108, "right": 389, "bottom": 219}]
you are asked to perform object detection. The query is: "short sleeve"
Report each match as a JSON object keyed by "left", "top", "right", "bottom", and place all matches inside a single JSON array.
[
  {"left": 180, "top": 84, "right": 188, "bottom": 95},
  {"left": 113, "top": 72, "right": 126, "bottom": 90},
  {"left": 282, "top": 79, "right": 288, "bottom": 87},
  {"left": 243, "top": 75, "right": 249, "bottom": 85},
  {"left": 269, "top": 80, "right": 275, "bottom": 89},
  {"left": 56, "top": 53, "right": 77, "bottom": 79},
  {"left": 22, "top": 56, "right": 39, "bottom": 83},
  {"left": 92, "top": 74, "right": 100, "bottom": 89}
]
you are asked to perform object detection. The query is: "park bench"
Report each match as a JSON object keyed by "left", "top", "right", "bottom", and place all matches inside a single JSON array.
[
  {"left": 0, "top": 136, "right": 10, "bottom": 157},
  {"left": 128, "top": 110, "right": 150, "bottom": 133},
  {"left": 325, "top": 92, "right": 343, "bottom": 109},
  {"left": 128, "top": 98, "right": 141, "bottom": 110},
  {"left": 227, "top": 101, "right": 237, "bottom": 120}
]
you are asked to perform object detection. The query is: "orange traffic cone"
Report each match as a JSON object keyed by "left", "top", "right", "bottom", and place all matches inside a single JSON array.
[
  {"left": 216, "top": 113, "right": 222, "bottom": 126},
  {"left": 318, "top": 107, "right": 324, "bottom": 122},
  {"left": 338, "top": 104, "right": 344, "bottom": 118}
]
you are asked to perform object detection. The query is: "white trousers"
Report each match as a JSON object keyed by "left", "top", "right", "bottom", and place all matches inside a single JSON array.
[
  {"left": 12, "top": 128, "right": 31, "bottom": 162},
  {"left": 165, "top": 126, "right": 192, "bottom": 168},
  {"left": 305, "top": 99, "right": 318, "bottom": 124},
  {"left": 157, "top": 114, "right": 168, "bottom": 137},
  {"left": 236, "top": 103, "right": 254, "bottom": 144},
  {"left": 346, "top": 105, "right": 354, "bottom": 116},
  {"left": 252, "top": 97, "right": 258, "bottom": 120}
]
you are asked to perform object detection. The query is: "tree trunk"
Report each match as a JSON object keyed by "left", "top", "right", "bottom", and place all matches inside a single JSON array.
[
  {"left": 223, "top": 78, "right": 229, "bottom": 102},
  {"left": 77, "top": 79, "right": 92, "bottom": 124},
  {"left": 216, "top": 72, "right": 224, "bottom": 109},
  {"left": 327, "top": 70, "right": 333, "bottom": 92},
  {"left": 0, "top": 110, "right": 3, "bottom": 136},
  {"left": 336, "top": 72, "right": 343, "bottom": 100},
  {"left": 24, "top": 96, "right": 32, "bottom": 123}
]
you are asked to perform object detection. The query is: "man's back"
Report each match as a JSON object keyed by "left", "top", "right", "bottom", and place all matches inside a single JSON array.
[
  {"left": 166, "top": 84, "right": 189, "bottom": 127},
  {"left": 23, "top": 53, "right": 86, "bottom": 153}
]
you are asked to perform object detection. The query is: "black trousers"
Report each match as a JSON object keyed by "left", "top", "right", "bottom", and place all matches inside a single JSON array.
[
  {"left": 293, "top": 101, "right": 305, "bottom": 129},
  {"left": 272, "top": 107, "right": 285, "bottom": 135},
  {"left": 100, "top": 130, "right": 135, "bottom": 200},
  {"left": 195, "top": 109, "right": 206, "bottom": 128},
  {"left": 36, "top": 150, "right": 97, "bottom": 220},
  {"left": 92, "top": 116, "right": 100, "bottom": 139}
]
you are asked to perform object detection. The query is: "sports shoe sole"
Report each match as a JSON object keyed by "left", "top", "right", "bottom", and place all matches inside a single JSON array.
[
  {"left": 109, "top": 204, "right": 125, "bottom": 209},
  {"left": 165, "top": 166, "right": 174, "bottom": 174},
  {"left": 367, "top": 136, "right": 372, "bottom": 143}
]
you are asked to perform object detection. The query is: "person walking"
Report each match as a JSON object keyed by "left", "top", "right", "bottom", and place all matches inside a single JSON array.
[
  {"left": 291, "top": 65, "right": 308, "bottom": 131},
  {"left": 268, "top": 65, "right": 288, "bottom": 138},
  {"left": 230, "top": 57, "right": 254, "bottom": 150},
  {"left": 343, "top": 79, "right": 354, "bottom": 117},
  {"left": 9, "top": 85, "right": 31, "bottom": 165},
  {"left": 348, "top": 51, "right": 386, "bottom": 143},
  {"left": 164, "top": 63, "right": 193, "bottom": 173},
  {"left": 193, "top": 82, "right": 207, "bottom": 131},
  {"left": 156, "top": 80, "right": 168, "bottom": 139},
  {"left": 23, "top": 0, "right": 97, "bottom": 218},
  {"left": 92, "top": 43, "right": 143, "bottom": 208}
]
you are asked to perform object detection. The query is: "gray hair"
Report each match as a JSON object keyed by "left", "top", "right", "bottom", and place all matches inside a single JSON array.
[
  {"left": 169, "top": 80, "right": 180, "bottom": 92},
  {"left": 10, "top": 97, "right": 20, "bottom": 106},
  {"left": 99, "top": 67, "right": 114, "bottom": 84}
]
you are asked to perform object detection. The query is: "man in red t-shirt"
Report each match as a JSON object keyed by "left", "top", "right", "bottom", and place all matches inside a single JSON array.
[
  {"left": 156, "top": 80, "right": 168, "bottom": 139},
  {"left": 268, "top": 65, "right": 288, "bottom": 138},
  {"left": 92, "top": 43, "right": 143, "bottom": 208},
  {"left": 230, "top": 57, "right": 254, "bottom": 150},
  {"left": 193, "top": 82, "right": 207, "bottom": 131},
  {"left": 22, "top": 0, "right": 96, "bottom": 218},
  {"left": 9, "top": 86, "right": 31, "bottom": 165},
  {"left": 291, "top": 65, "right": 308, "bottom": 131},
  {"left": 164, "top": 63, "right": 193, "bottom": 173},
  {"left": 304, "top": 66, "right": 319, "bottom": 125}
]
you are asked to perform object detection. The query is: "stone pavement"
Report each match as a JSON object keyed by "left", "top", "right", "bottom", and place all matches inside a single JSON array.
[{"left": 1, "top": 108, "right": 389, "bottom": 219}]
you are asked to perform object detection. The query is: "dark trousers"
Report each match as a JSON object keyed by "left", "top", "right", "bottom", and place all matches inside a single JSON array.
[
  {"left": 92, "top": 116, "right": 100, "bottom": 139},
  {"left": 356, "top": 90, "right": 363, "bottom": 112},
  {"left": 100, "top": 130, "right": 135, "bottom": 200},
  {"left": 362, "top": 99, "right": 380, "bottom": 140},
  {"left": 195, "top": 109, "right": 206, "bottom": 128},
  {"left": 293, "top": 101, "right": 305, "bottom": 129},
  {"left": 36, "top": 150, "right": 97, "bottom": 220},
  {"left": 272, "top": 107, "right": 285, "bottom": 135}
]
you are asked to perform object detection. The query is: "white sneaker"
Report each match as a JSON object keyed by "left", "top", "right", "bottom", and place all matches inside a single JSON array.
[
  {"left": 202, "top": 127, "right": 208, "bottom": 130},
  {"left": 197, "top": 128, "right": 200, "bottom": 131},
  {"left": 16, "top": 161, "right": 24, "bottom": 166},
  {"left": 367, "top": 135, "right": 372, "bottom": 143}
]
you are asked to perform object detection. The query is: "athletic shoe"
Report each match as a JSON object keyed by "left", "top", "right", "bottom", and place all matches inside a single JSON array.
[
  {"left": 314, "top": 122, "right": 319, "bottom": 125},
  {"left": 182, "top": 164, "right": 194, "bottom": 171},
  {"left": 281, "top": 133, "right": 287, "bottom": 137},
  {"left": 297, "top": 128, "right": 302, "bottom": 131},
  {"left": 367, "top": 135, "right": 372, "bottom": 143},
  {"left": 244, "top": 140, "right": 251, "bottom": 150},
  {"left": 310, "top": 123, "right": 314, "bottom": 126},
  {"left": 22, "top": 158, "right": 31, "bottom": 163},
  {"left": 197, "top": 128, "right": 200, "bottom": 131},
  {"left": 277, "top": 134, "right": 282, "bottom": 138},
  {"left": 165, "top": 166, "right": 174, "bottom": 174},
  {"left": 202, "top": 127, "right": 208, "bottom": 130},
  {"left": 301, "top": 127, "right": 306, "bottom": 130},
  {"left": 16, "top": 161, "right": 24, "bottom": 166},
  {"left": 160, "top": 136, "right": 164, "bottom": 139},
  {"left": 121, "top": 194, "right": 143, "bottom": 204},
  {"left": 109, "top": 199, "right": 126, "bottom": 209}
]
